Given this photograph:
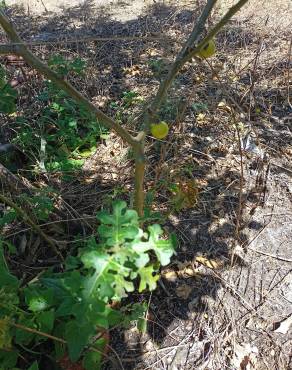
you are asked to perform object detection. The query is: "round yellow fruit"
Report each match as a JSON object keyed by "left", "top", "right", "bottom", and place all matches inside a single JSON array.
[
  {"left": 150, "top": 121, "right": 169, "bottom": 139},
  {"left": 198, "top": 39, "right": 216, "bottom": 59}
]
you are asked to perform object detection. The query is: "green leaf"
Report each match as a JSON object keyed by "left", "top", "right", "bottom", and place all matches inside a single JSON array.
[
  {"left": 36, "top": 310, "right": 55, "bottom": 334},
  {"left": 27, "top": 361, "right": 39, "bottom": 370},
  {"left": 65, "top": 320, "right": 95, "bottom": 362},
  {"left": 24, "top": 287, "right": 54, "bottom": 312},
  {"left": 132, "top": 224, "right": 175, "bottom": 266},
  {"left": 0, "top": 349, "right": 18, "bottom": 368},
  {"left": 15, "top": 316, "right": 35, "bottom": 345},
  {"left": 96, "top": 200, "right": 139, "bottom": 246},
  {"left": 55, "top": 297, "right": 77, "bottom": 317},
  {"left": 81, "top": 249, "right": 133, "bottom": 300},
  {"left": 82, "top": 350, "right": 102, "bottom": 370},
  {"left": 53, "top": 322, "right": 66, "bottom": 360},
  {"left": 148, "top": 225, "right": 176, "bottom": 265},
  {"left": 137, "top": 317, "right": 147, "bottom": 333},
  {"left": 138, "top": 266, "right": 159, "bottom": 292},
  {"left": 0, "top": 247, "right": 19, "bottom": 289},
  {"left": 81, "top": 250, "right": 108, "bottom": 271},
  {"left": 0, "top": 209, "right": 17, "bottom": 227},
  {"left": 71, "top": 299, "right": 108, "bottom": 329},
  {"left": 0, "top": 84, "right": 17, "bottom": 114}
]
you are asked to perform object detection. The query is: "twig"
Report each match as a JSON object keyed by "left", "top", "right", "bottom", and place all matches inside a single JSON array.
[
  {"left": 270, "top": 161, "right": 292, "bottom": 175},
  {"left": 0, "top": 34, "right": 169, "bottom": 47},
  {"left": 246, "top": 247, "right": 292, "bottom": 263},
  {"left": 11, "top": 322, "right": 66, "bottom": 344},
  {"left": 0, "top": 9, "right": 137, "bottom": 148},
  {"left": 180, "top": 0, "right": 249, "bottom": 65},
  {"left": 0, "top": 163, "right": 34, "bottom": 194},
  {"left": 0, "top": 193, "right": 63, "bottom": 259},
  {"left": 234, "top": 121, "right": 245, "bottom": 242},
  {"left": 287, "top": 37, "right": 292, "bottom": 108},
  {"left": 146, "top": 0, "right": 218, "bottom": 121}
]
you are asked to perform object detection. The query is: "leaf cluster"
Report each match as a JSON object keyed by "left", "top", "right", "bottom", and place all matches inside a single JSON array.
[
  {"left": 0, "top": 56, "right": 108, "bottom": 175},
  {"left": 0, "top": 201, "right": 176, "bottom": 369}
]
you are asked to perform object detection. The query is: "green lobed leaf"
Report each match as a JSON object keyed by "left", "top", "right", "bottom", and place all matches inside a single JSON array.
[
  {"left": 97, "top": 200, "right": 139, "bottom": 246},
  {"left": 65, "top": 320, "right": 95, "bottom": 362},
  {"left": 138, "top": 265, "right": 160, "bottom": 292},
  {"left": 131, "top": 224, "right": 176, "bottom": 266}
]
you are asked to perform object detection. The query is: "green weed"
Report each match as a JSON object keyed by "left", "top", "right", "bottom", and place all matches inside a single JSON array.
[{"left": 0, "top": 200, "right": 176, "bottom": 369}]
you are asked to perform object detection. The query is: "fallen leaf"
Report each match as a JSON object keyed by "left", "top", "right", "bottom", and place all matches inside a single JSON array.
[
  {"left": 217, "top": 100, "right": 232, "bottom": 113},
  {"left": 231, "top": 342, "right": 258, "bottom": 370},
  {"left": 171, "top": 179, "right": 199, "bottom": 211},
  {"left": 179, "top": 267, "right": 197, "bottom": 278},
  {"left": 123, "top": 65, "right": 141, "bottom": 76},
  {"left": 175, "top": 283, "right": 192, "bottom": 299},
  {"left": 162, "top": 270, "right": 177, "bottom": 282},
  {"left": 196, "top": 256, "right": 219, "bottom": 269},
  {"left": 273, "top": 315, "right": 292, "bottom": 334},
  {"left": 196, "top": 113, "right": 206, "bottom": 121}
]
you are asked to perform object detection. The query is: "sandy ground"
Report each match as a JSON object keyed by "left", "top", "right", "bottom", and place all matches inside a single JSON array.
[
  {"left": 5, "top": 0, "right": 154, "bottom": 21},
  {"left": 5, "top": 0, "right": 292, "bottom": 30}
]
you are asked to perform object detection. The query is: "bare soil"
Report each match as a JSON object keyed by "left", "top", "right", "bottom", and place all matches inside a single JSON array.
[{"left": 1, "top": 0, "right": 291, "bottom": 369}]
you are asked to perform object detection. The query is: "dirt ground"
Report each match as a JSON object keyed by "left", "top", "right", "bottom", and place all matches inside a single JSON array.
[
  {"left": 1, "top": 0, "right": 292, "bottom": 369},
  {"left": 5, "top": 0, "right": 155, "bottom": 21}
]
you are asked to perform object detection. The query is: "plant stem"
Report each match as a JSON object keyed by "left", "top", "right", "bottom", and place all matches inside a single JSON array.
[
  {"left": 144, "top": 0, "right": 218, "bottom": 124},
  {"left": 11, "top": 322, "right": 67, "bottom": 344},
  {"left": 181, "top": 0, "right": 249, "bottom": 65},
  {"left": 145, "top": 0, "right": 249, "bottom": 125},
  {"left": 133, "top": 133, "right": 146, "bottom": 217},
  {"left": 0, "top": 10, "right": 136, "bottom": 148}
]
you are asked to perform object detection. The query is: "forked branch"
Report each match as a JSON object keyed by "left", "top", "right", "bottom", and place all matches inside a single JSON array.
[{"left": 0, "top": 9, "right": 138, "bottom": 148}]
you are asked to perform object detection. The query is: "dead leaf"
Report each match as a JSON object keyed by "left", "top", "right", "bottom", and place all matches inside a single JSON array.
[
  {"left": 217, "top": 100, "right": 232, "bottom": 113},
  {"left": 175, "top": 283, "right": 192, "bottom": 299},
  {"left": 123, "top": 65, "right": 141, "bottom": 76},
  {"left": 179, "top": 267, "right": 198, "bottom": 278},
  {"left": 162, "top": 270, "right": 177, "bottom": 282},
  {"left": 196, "top": 113, "right": 206, "bottom": 122},
  {"left": 196, "top": 256, "right": 219, "bottom": 269},
  {"left": 171, "top": 179, "right": 199, "bottom": 211},
  {"left": 273, "top": 315, "right": 292, "bottom": 334},
  {"left": 231, "top": 342, "right": 258, "bottom": 370}
]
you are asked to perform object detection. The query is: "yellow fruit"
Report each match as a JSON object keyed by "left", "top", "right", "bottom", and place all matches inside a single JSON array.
[
  {"left": 150, "top": 121, "right": 169, "bottom": 139},
  {"left": 197, "top": 39, "right": 216, "bottom": 59}
]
